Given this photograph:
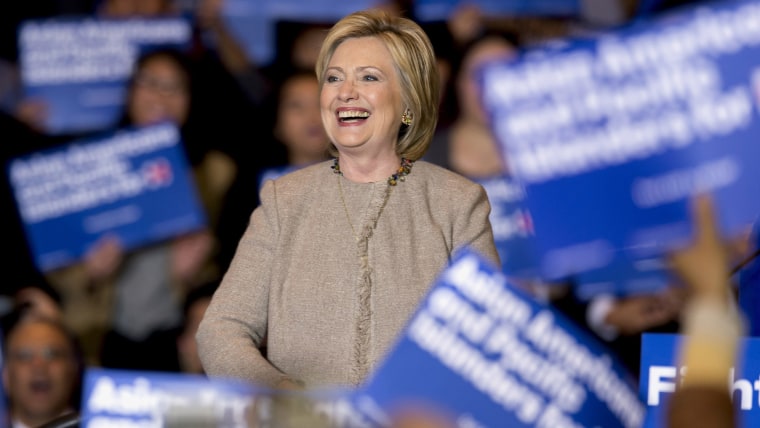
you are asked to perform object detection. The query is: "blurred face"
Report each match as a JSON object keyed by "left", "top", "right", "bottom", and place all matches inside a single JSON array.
[
  {"left": 128, "top": 55, "right": 190, "bottom": 127},
  {"left": 2, "top": 321, "right": 78, "bottom": 426},
  {"left": 275, "top": 74, "right": 328, "bottom": 164},
  {"left": 457, "top": 37, "right": 515, "bottom": 125},
  {"left": 320, "top": 37, "right": 405, "bottom": 155}
]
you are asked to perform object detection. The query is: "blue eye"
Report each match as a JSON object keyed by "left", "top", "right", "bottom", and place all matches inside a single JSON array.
[
  {"left": 326, "top": 75, "right": 339, "bottom": 83},
  {"left": 363, "top": 75, "right": 378, "bottom": 81}
]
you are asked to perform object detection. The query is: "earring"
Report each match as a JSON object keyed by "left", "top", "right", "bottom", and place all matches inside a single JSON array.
[{"left": 401, "top": 109, "right": 413, "bottom": 126}]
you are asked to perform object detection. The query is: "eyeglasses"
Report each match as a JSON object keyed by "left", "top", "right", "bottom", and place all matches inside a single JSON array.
[
  {"left": 7, "top": 347, "right": 73, "bottom": 363},
  {"left": 134, "top": 74, "right": 187, "bottom": 97}
]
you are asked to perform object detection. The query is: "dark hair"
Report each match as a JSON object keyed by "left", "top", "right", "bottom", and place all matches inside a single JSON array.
[
  {"left": 121, "top": 47, "right": 194, "bottom": 125},
  {"left": 117, "top": 47, "right": 214, "bottom": 166}
]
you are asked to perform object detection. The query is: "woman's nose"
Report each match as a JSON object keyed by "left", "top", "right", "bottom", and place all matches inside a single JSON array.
[{"left": 338, "top": 80, "right": 357, "bottom": 101}]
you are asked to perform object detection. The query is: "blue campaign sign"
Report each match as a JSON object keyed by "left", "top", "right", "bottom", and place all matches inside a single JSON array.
[
  {"left": 81, "top": 368, "right": 377, "bottom": 428},
  {"left": 221, "top": 0, "right": 378, "bottom": 66},
  {"left": 7, "top": 122, "right": 207, "bottom": 272},
  {"left": 414, "top": 0, "right": 580, "bottom": 22},
  {"left": 18, "top": 16, "right": 192, "bottom": 135},
  {"left": 475, "top": 174, "right": 540, "bottom": 279},
  {"left": 80, "top": 368, "right": 263, "bottom": 427},
  {"left": 481, "top": 0, "right": 760, "bottom": 285},
  {"left": 352, "top": 248, "right": 644, "bottom": 428},
  {"left": 573, "top": 253, "right": 672, "bottom": 301},
  {"left": 639, "top": 333, "right": 759, "bottom": 428}
]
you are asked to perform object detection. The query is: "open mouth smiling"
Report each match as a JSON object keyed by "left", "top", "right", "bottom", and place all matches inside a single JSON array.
[{"left": 337, "top": 110, "right": 370, "bottom": 123}]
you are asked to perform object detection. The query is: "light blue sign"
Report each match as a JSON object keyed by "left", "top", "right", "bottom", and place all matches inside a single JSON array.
[
  {"left": 482, "top": 0, "right": 760, "bottom": 285},
  {"left": 7, "top": 122, "right": 207, "bottom": 272},
  {"left": 352, "top": 248, "right": 644, "bottom": 427},
  {"left": 18, "top": 16, "right": 192, "bottom": 135}
]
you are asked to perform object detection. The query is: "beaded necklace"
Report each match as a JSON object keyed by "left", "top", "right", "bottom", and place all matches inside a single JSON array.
[
  {"left": 331, "top": 157, "right": 414, "bottom": 186},
  {"left": 333, "top": 157, "right": 414, "bottom": 240}
]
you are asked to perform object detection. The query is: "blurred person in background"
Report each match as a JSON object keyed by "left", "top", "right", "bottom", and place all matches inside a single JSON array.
[
  {"left": 197, "top": 9, "right": 499, "bottom": 390},
  {"left": 97, "top": 0, "right": 267, "bottom": 171},
  {"left": 215, "top": 68, "right": 329, "bottom": 270},
  {"left": 2, "top": 315, "right": 84, "bottom": 428},
  {"left": 10, "top": 0, "right": 267, "bottom": 163},
  {"left": 45, "top": 48, "right": 230, "bottom": 371},
  {"left": 270, "top": 70, "right": 331, "bottom": 168},
  {"left": 424, "top": 31, "right": 518, "bottom": 179}
]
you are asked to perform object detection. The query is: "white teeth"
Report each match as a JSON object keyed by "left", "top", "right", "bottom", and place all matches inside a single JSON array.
[{"left": 338, "top": 110, "right": 370, "bottom": 118}]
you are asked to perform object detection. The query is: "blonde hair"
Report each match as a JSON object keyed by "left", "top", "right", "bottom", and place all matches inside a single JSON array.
[{"left": 315, "top": 9, "right": 440, "bottom": 160}]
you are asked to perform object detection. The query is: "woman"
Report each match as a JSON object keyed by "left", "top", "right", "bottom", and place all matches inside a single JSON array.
[{"left": 196, "top": 9, "right": 500, "bottom": 389}]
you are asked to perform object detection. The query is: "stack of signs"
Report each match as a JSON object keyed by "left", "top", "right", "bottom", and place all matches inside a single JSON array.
[
  {"left": 350, "top": 248, "right": 644, "bottom": 428},
  {"left": 481, "top": 0, "right": 760, "bottom": 297},
  {"left": 639, "top": 332, "right": 759, "bottom": 427},
  {"left": 6, "top": 122, "right": 206, "bottom": 272},
  {"left": 18, "top": 15, "right": 192, "bottom": 135}
]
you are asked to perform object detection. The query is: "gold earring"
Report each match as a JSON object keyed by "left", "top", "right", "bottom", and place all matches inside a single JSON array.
[{"left": 401, "top": 109, "right": 413, "bottom": 126}]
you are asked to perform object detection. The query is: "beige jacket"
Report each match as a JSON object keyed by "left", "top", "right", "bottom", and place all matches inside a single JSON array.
[{"left": 196, "top": 160, "right": 499, "bottom": 388}]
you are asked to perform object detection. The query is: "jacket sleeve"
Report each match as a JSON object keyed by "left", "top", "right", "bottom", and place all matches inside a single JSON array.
[
  {"left": 453, "top": 181, "right": 501, "bottom": 267},
  {"left": 196, "top": 179, "right": 292, "bottom": 387}
]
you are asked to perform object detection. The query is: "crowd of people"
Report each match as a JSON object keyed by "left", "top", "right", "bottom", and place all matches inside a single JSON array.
[{"left": 0, "top": 0, "right": 755, "bottom": 427}]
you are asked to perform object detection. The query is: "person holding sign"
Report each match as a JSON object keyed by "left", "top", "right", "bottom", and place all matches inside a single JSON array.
[
  {"left": 196, "top": 9, "right": 500, "bottom": 389},
  {"left": 45, "top": 48, "right": 225, "bottom": 371}
]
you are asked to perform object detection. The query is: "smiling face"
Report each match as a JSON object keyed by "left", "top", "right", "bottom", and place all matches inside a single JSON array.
[
  {"left": 320, "top": 36, "right": 405, "bottom": 156},
  {"left": 128, "top": 53, "right": 190, "bottom": 127},
  {"left": 2, "top": 320, "right": 78, "bottom": 427}
]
